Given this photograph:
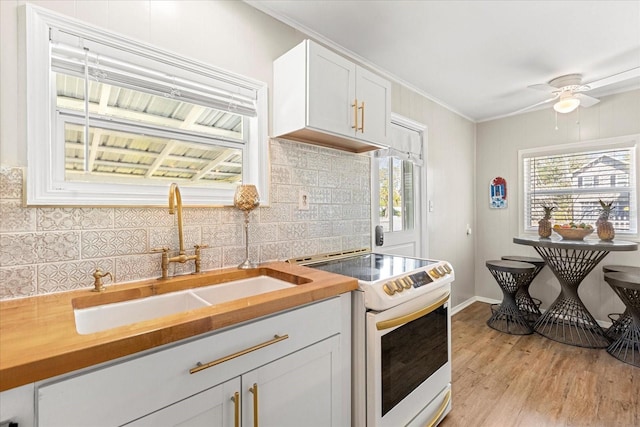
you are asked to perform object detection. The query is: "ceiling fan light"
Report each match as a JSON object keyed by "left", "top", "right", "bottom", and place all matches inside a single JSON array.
[{"left": 553, "top": 96, "right": 580, "bottom": 113}]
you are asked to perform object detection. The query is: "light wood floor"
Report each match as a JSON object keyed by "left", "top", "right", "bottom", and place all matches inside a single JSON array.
[{"left": 439, "top": 302, "right": 639, "bottom": 427}]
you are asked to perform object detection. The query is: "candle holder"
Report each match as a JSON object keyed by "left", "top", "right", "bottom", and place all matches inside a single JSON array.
[{"left": 234, "top": 184, "right": 260, "bottom": 269}]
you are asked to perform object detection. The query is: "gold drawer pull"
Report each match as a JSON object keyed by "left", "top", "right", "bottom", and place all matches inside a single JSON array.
[
  {"left": 358, "top": 101, "right": 365, "bottom": 132},
  {"left": 190, "top": 334, "right": 289, "bottom": 374}
]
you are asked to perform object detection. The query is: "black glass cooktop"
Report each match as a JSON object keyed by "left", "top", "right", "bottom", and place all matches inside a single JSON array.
[{"left": 308, "top": 253, "right": 436, "bottom": 283}]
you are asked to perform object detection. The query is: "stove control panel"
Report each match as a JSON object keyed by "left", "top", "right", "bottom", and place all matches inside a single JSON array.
[
  {"left": 428, "top": 263, "right": 452, "bottom": 280},
  {"left": 382, "top": 262, "right": 453, "bottom": 296}
]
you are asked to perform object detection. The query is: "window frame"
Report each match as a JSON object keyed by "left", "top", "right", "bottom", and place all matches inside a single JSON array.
[
  {"left": 22, "top": 4, "right": 269, "bottom": 206},
  {"left": 518, "top": 134, "right": 639, "bottom": 239}
]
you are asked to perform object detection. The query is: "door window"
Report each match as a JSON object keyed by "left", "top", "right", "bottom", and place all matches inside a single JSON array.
[{"left": 379, "top": 157, "right": 415, "bottom": 232}]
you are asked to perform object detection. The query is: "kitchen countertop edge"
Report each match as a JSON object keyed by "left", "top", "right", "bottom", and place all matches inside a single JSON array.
[{"left": 0, "top": 261, "right": 358, "bottom": 392}]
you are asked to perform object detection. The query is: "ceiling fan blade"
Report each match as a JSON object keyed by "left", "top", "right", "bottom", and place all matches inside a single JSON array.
[
  {"left": 584, "top": 67, "right": 640, "bottom": 90},
  {"left": 506, "top": 94, "right": 560, "bottom": 117},
  {"left": 528, "top": 83, "right": 558, "bottom": 92},
  {"left": 574, "top": 93, "right": 600, "bottom": 108}
]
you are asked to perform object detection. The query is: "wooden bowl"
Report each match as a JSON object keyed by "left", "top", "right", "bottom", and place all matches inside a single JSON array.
[{"left": 553, "top": 227, "right": 594, "bottom": 240}]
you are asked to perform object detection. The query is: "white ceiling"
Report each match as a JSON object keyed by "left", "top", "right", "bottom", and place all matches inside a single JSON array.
[{"left": 248, "top": 0, "right": 640, "bottom": 122}]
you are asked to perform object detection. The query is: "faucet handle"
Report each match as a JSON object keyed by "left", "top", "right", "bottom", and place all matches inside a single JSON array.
[
  {"left": 152, "top": 247, "right": 171, "bottom": 280},
  {"left": 193, "top": 245, "right": 208, "bottom": 274},
  {"left": 91, "top": 268, "right": 113, "bottom": 292}
]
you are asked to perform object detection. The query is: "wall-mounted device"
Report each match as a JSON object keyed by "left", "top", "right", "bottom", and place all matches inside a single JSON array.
[{"left": 375, "top": 225, "right": 384, "bottom": 246}]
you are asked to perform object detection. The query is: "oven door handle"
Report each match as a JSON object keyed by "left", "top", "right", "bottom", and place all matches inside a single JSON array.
[{"left": 376, "top": 291, "right": 450, "bottom": 331}]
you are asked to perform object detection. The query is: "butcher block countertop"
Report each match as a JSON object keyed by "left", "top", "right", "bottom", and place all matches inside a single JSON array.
[{"left": 0, "top": 262, "right": 357, "bottom": 392}]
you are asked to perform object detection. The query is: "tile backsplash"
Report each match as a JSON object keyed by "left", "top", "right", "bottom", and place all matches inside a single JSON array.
[{"left": 0, "top": 139, "right": 371, "bottom": 300}]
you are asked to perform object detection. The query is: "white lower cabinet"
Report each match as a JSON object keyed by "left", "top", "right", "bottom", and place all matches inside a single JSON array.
[
  {"left": 34, "top": 294, "right": 350, "bottom": 427},
  {"left": 127, "top": 336, "right": 341, "bottom": 427}
]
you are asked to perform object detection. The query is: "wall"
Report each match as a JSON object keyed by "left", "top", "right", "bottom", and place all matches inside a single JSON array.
[
  {"left": 476, "top": 89, "right": 640, "bottom": 322},
  {"left": 0, "top": 0, "right": 477, "bottom": 303},
  {"left": 391, "top": 84, "right": 477, "bottom": 307},
  {"left": 0, "top": 140, "right": 371, "bottom": 298}
]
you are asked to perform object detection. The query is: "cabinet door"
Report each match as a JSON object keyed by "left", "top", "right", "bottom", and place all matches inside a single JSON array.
[
  {"left": 0, "top": 384, "right": 35, "bottom": 427},
  {"left": 242, "top": 335, "right": 342, "bottom": 427},
  {"left": 356, "top": 66, "right": 391, "bottom": 145},
  {"left": 307, "top": 42, "right": 357, "bottom": 137},
  {"left": 125, "top": 378, "right": 241, "bottom": 427}
]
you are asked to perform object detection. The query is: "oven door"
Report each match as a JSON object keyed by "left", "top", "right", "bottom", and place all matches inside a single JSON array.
[{"left": 366, "top": 285, "right": 451, "bottom": 427}]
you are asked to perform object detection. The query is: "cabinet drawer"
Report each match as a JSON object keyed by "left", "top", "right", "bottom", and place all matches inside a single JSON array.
[{"left": 37, "top": 297, "right": 342, "bottom": 427}]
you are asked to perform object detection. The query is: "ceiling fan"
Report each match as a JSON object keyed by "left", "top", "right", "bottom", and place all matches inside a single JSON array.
[{"left": 512, "top": 67, "right": 640, "bottom": 116}]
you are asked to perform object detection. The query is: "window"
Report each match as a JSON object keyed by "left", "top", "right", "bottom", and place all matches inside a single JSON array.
[
  {"left": 24, "top": 4, "right": 268, "bottom": 206},
  {"left": 378, "top": 157, "right": 415, "bottom": 232},
  {"left": 376, "top": 117, "right": 423, "bottom": 235},
  {"left": 520, "top": 135, "right": 639, "bottom": 236}
]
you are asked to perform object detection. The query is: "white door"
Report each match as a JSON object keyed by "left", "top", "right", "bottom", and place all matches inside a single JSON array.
[
  {"left": 307, "top": 41, "right": 356, "bottom": 136},
  {"left": 372, "top": 116, "right": 426, "bottom": 258},
  {"left": 356, "top": 66, "right": 391, "bottom": 145},
  {"left": 242, "top": 335, "right": 342, "bottom": 427}
]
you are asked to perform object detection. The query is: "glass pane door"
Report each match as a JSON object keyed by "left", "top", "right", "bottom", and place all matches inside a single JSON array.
[{"left": 375, "top": 155, "right": 421, "bottom": 257}]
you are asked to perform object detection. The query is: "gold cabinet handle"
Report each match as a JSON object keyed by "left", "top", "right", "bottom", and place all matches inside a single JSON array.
[
  {"left": 358, "top": 101, "right": 365, "bottom": 132},
  {"left": 231, "top": 392, "right": 240, "bottom": 427},
  {"left": 351, "top": 98, "right": 359, "bottom": 130},
  {"left": 424, "top": 389, "right": 451, "bottom": 427},
  {"left": 190, "top": 334, "right": 289, "bottom": 374},
  {"left": 249, "top": 383, "right": 259, "bottom": 427},
  {"left": 376, "top": 292, "right": 450, "bottom": 330}
]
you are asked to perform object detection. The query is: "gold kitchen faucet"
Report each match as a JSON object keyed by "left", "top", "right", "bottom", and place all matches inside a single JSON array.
[{"left": 152, "top": 183, "right": 207, "bottom": 279}]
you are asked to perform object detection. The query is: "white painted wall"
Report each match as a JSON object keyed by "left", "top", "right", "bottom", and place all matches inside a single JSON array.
[
  {"left": 392, "top": 84, "right": 477, "bottom": 307},
  {"left": 0, "top": 1, "right": 477, "bottom": 307},
  {"left": 476, "top": 89, "right": 640, "bottom": 322}
]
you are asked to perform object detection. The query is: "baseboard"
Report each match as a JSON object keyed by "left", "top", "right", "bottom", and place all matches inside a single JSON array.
[
  {"left": 452, "top": 296, "right": 614, "bottom": 328},
  {"left": 451, "top": 296, "right": 500, "bottom": 315}
]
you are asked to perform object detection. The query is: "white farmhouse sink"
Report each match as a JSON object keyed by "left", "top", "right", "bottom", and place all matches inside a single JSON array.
[
  {"left": 74, "top": 291, "right": 209, "bottom": 335},
  {"left": 192, "top": 276, "right": 295, "bottom": 305},
  {"left": 74, "top": 276, "right": 296, "bottom": 335}
]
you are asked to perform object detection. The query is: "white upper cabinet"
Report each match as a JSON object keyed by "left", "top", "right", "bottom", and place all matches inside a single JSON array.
[{"left": 274, "top": 40, "right": 391, "bottom": 153}]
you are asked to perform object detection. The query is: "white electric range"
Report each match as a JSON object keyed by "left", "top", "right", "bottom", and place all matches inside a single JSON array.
[{"left": 290, "top": 249, "right": 455, "bottom": 427}]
